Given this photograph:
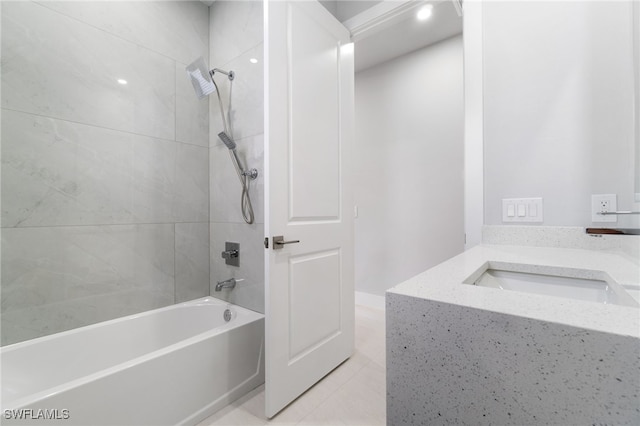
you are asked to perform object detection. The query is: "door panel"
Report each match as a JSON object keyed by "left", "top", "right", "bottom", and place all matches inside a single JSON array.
[
  {"left": 289, "top": 249, "right": 341, "bottom": 360},
  {"left": 265, "top": 0, "right": 354, "bottom": 418},
  {"left": 289, "top": 4, "right": 341, "bottom": 221}
]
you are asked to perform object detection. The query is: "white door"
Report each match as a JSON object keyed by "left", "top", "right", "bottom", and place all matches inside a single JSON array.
[{"left": 264, "top": 0, "right": 355, "bottom": 418}]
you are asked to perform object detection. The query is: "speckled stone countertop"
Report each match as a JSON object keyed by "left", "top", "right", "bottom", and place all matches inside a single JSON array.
[{"left": 388, "top": 244, "right": 640, "bottom": 338}]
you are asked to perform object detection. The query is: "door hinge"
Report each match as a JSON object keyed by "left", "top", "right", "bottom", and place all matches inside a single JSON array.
[{"left": 264, "top": 237, "right": 269, "bottom": 249}]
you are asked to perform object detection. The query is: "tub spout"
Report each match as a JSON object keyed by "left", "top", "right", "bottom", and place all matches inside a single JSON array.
[{"left": 215, "top": 278, "right": 236, "bottom": 291}]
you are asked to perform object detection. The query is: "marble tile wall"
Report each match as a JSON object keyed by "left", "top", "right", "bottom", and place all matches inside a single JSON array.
[
  {"left": 1, "top": 1, "right": 211, "bottom": 346},
  {"left": 209, "top": 1, "right": 265, "bottom": 314}
]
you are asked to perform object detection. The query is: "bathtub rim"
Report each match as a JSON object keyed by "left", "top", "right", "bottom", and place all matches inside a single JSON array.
[{"left": 1, "top": 297, "right": 264, "bottom": 410}]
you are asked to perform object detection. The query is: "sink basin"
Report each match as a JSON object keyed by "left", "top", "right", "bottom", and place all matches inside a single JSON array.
[{"left": 464, "top": 262, "right": 639, "bottom": 307}]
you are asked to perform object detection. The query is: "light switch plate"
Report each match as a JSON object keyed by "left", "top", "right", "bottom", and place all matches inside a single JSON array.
[{"left": 502, "top": 198, "right": 543, "bottom": 223}]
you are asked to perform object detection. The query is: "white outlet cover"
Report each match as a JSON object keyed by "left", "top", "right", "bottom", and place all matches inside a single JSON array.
[{"left": 591, "top": 194, "right": 617, "bottom": 223}]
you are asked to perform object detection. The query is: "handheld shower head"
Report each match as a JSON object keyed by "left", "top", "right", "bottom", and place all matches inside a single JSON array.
[
  {"left": 218, "top": 132, "right": 258, "bottom": 181},
  {"left": 218, "top": 131, "right": 237, "bottom": 150}
]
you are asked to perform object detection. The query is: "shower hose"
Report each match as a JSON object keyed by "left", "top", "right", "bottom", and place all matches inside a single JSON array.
[{"left": 212, "top": 76, "right": 255, "bottom": 225}]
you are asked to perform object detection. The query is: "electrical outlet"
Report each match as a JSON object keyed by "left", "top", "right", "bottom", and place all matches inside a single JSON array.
[{"left": 591, "top": 194, "right": 617, "bottom": 222}]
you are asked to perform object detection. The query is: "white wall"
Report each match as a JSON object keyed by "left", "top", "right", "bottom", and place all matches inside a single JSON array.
[
  {"left": 354, "top": 35, "right": 464, "bottom": 296},
  {"left": 634, "top": 0, "right": 640, "bottom": 201},
  {"left": 482, "top": 1, "right": 639, "bottom": 228},
  {"left": 463, "top": 0, "right": 484, "bottom": 248}
]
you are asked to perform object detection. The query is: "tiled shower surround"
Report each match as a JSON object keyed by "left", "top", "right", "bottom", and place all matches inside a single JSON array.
[
  {"left": 1, "top": 1, "right": 211, "bottom": 345},
  {"left": 208, "top": 1, "right": 265, "bottom": 314}
]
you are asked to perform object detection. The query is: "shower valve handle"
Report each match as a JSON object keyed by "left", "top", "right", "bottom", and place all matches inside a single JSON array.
[{"left": 221, "top": 249, "right": 239, "bottom": 259}]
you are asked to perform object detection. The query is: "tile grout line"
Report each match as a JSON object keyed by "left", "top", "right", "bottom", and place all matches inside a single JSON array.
[
  {"left": 1, "top": 108, "right": 208, "bottom": 150},
  {"left": 31, "top": 1, "right": 201, "bottom": 66},
  {"left": 206, "top": 11, "right": 212, "bottom": 296},
  {"left": 174, "top": 222, "right": 177, "bottom": 304},
  {"left": 218, "top": 41, "right": 264, "bottom": 71},
  {"left": 173, "top": 49, "right": 178, "bottom": 304},
  {"left": 295, "top": 361, "right": 374, "bottom": 425},
  {"left": 293, "top": 354, "right": 373, "bottom": 425},
  {"left": 1, "top": 221, "right": 210, "bottom": 230},
  {"left": 210, "top": 132, "right": 265, "bottom": 149}
]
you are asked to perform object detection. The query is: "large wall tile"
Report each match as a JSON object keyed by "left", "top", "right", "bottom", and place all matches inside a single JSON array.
[
  {"left": 209, "top": 1, "right": 263, "bottom": 67},
  {"left": 174, "top": 143, "right": 210, "bottom": 223},
  {"left": 124, "top": 138, "right": 209, "bottom": 224},
  {"left": 208, "top": 1, "right": 265, "bottom": 316},
  {"left": 35, "top": 1, "right": 209, "bottom": 67},
  {"left": 175, "top": 222, "right": 210, "bottom": 303},
  {"left": 1, "top": 110, "right": 209, "bottom": 227},
  {"left": 210, "top": 133, "right": 264, "bottom": 224},
  {"left": 176, "top": 62, "right": 209, "bottom": 147},
  {"left": 1, "top": 1, "right": 175, "bottom": 140},
  {"left": 1, "top": 224, "right": 175, "bottom": 309},
  {"left": 1, "top": 109, "right": 133, "bottom": 227},
  {"left": 210, "top": 44, "right": 264, "bottom": 143},
  {"left": 1, "top": 288, "right": 175, "bottom": 346},
  {"left": 0, "top": 0, "right": 211, "bottom": 345},
  {"left": 130, "top": 136, "right": 177, "bottom": 224},
  {"left": 1, "top": 224, "right": 175, "bottom": 345},
  {"left": 210, "top": 222, "right": 264, "bottom": 314},
  {"left": 123, "top": 136, "right": 210, "bottom": 224}
]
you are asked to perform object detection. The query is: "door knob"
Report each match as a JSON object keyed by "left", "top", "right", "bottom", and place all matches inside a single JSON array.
[{"left": 273, "top": 236, "right": 300, "bottom": 250}]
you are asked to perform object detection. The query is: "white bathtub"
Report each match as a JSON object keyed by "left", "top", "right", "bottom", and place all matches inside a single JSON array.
[{"left": 0, "top": 297, "right": 265, "bottom": 425}]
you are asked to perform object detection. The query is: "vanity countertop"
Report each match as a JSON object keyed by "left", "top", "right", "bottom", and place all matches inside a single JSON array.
[{"left": 388, "top": 244, "right": 640, "bottom": 338}]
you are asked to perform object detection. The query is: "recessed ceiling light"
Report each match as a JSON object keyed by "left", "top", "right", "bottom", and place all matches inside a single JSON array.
[
  {"left": 117, "top": 79, "right": 128, "bottom": 85},
  {"left": 249, "top": 58, "right": 258, "bottom": 64},
  {"left": 417, "top": 4, "right": 433, "bottom": 21}
]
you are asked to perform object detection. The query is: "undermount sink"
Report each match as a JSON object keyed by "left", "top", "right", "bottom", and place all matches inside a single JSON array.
[{"left": 464, "top": 262, "right": 639, "bottom": 307}]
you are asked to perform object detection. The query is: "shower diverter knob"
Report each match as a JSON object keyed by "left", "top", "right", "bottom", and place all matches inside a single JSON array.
[
  {"left": 221, "top": 242, "right": 240, "bottom": 266},
  {"left": 221, "top": 250, "right": 238, "bottom": 259}
]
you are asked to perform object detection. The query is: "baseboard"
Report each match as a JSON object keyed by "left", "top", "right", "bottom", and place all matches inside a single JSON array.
[{"left": 355, "top": 291, "right": 385, "bottom": 310}]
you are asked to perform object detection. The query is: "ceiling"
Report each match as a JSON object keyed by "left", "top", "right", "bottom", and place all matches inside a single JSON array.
[
  {"left": 319, "top": 1, "right": 384, "bottom": 22},
  {"left": 349, "top": 1, "right": 463, "bottom": 72},
  {"left": 203, "top": 1, "right": 462, "bottom": 73}
]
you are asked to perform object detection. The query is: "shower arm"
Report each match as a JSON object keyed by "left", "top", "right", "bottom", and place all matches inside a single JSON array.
[{"left": 210, "top": 68, "right": 235, "bottom": 81}]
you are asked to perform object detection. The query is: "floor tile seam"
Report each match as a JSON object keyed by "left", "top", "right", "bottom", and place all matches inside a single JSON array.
[{"left": 296, "top": 357, "right": 375, "bottom": 425}]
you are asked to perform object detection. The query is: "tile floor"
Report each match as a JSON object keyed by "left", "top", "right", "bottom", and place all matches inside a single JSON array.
[{"left": 196, "top": 304, "right": 386, "bottom": 426}]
